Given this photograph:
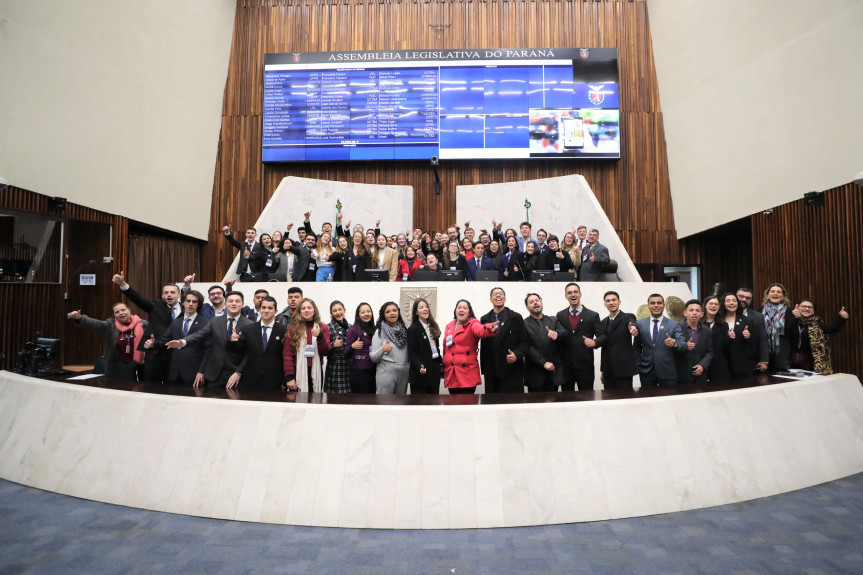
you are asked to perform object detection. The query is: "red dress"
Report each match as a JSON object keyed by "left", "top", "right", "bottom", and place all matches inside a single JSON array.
[{"left": 441, "top": 318, "right": 496, "bottom": 389}]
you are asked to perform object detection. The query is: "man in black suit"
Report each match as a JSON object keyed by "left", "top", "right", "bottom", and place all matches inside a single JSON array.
[
  {"left": 232, "top": 296, "right": 287, "bottom": 390},
  {"left": 674, "top": 299, "right": 713, "bottom": 384},
  {"left": 149, "top": 289, "right": 211, "bottom": 386},
  {"left": 466, "top": 242, "right": 496, "bottom": 281},
  {"left": 599, "top": 291, "right": 639, "bottom": 389},
  {"left": 523, "top": 293, "right": 566, "bottom": 392},
  {"left": 578, "top": 229, "right": 611, "bottom": 282},
  {"left": 480, "top": 287, "right": 529, "bottom": 394},
  {"left": 166, "top": 291, "right": 253, "bottom": 388},
  {"left": 736, "top": 287, "right": 769, "bottom": 372},
  {"left": 222, "top": 224, "right": 257, "bottom": 280},
  {"left": 113, "top": 271, "right": 181, "bottom": 383},
  {"left": 242, "top": 289, "right": 270, "bottom": 322},
  {"left": 556, "top": 282, "right": 606, "bottom": 391},
  {"left": 287, "top": 233, "right": 317, "bottom": 282}
]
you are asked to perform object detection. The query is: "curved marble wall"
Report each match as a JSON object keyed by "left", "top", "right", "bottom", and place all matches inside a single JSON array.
[{"left": 1, "top": 371, "right": 862, "bottom": 529}]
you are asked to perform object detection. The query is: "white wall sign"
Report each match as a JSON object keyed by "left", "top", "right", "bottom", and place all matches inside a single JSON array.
[{"left": 79, "top": 274, "right": 96, "bottom": 286}]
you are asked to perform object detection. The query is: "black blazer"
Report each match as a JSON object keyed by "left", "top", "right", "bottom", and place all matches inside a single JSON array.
[
  {"left": 286, "top": 242, "right": 313, "bottom": 282},
  {"left": 523, "top": 313, "right": 567, "bottom": 390},
  {"left": 158, "top": 314, "right": 211, "bottom": 384},
  {"left": 122, "top": 285, "right": 178, "bottom": 353},
  {"left": 723, "top": 314, "right": 758, "bottom": 376},
  {"left": 407, "top": 321, "right": 442, "bottom": 390},
  {"left": 707, "top": 321, "right": 732, "bottom": 382},
  {"left": 556, "top": 306, "right": 606, "bottom": 374},
  {"left": 499, "top": 250, "right": 526, "bottom": 281},
  {"left": 479, "top": 307, "right": 529, "bottom": 388},
  {"left": 442, "top": 253, "right": 469, "bottom": 280},
  {"left": 232, "top": 321, "right": 288, "bottom": 390},
  {"left": 674, "top": 321, "right": 714, "bottom": 383},
  {"left": 248, "top": 245, "right": 280, "bottom": 275},
  {"left": 599, "top": 312, "right": 638, "bottom": 378},
  {"left": 225, "top": 233, "right": 256, "bottom": 275},
  {"left": 539, "top": 249, "right": 574, "bottom": 272}
]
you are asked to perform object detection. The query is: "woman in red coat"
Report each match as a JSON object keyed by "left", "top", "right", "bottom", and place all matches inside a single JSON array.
[
  {"left": 396, "top": 246, "right": 424, "bottom": 281},
  {"left": 442, "top": 299, "right": 499, "bottom": 394}
]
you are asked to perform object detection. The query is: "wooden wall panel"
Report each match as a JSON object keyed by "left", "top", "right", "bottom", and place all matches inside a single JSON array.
[
  {"left": 203, "top": 0, "right": 680, "bottom": 280},
  {"left": 0, "top": 187, "right": 129, "bottom": 370},
  {"left": 751, "top": 184, "right": 862, "bottom": 377}
]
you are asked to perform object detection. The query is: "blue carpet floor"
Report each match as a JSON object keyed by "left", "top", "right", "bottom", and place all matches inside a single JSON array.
[{"left": 1, "top": 474, "right": 862, "bottom": 574}]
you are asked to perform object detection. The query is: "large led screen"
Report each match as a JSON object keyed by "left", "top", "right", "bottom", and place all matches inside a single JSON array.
[{"left": 262, "top": 48, "right": 619, "bottom": 162}]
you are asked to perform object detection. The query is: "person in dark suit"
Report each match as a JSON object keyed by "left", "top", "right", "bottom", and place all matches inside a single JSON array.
[
  {"left": 222, "top": 224, "right": 257, "bottom": 280},
  {"left": 577, "top": 229, "right": 610, "bottom": 282},
  {"left": 719, "top": 292, "right": 758, "bottom": 377},
  {"left": 466, "top": 242, "right": 496, "bottom": 281},
  {"left": 479, "top": 287, "right": 529, "bottom": 393},
  {"left": 599, "top": 291, "right": 639, "bottom": 389},
  {"left": 523, "top": 293, "right": 566, "bottom": 392},
  {"left": 286, "top": 234, "right": 316, "bottom": 282},
  {"left": 242, "top": 289, "right": 269, "bottom": 322},
  {"left": 113, "top": 271, "right": 181, "bottom": 383},
  {"left": 231, "top": 296, "right": 287, "bottom": 390},
  {"left": 166, "top": 291, "right": 253, "bottom": 388},
  {"left": 555, "top": 282, "right": 606, "bottom": 391},
  {"left": 736, "top": 287, "right": 769, "bottom": 372},
  {"left": 499, "top": 236, "right": 526, "bottom": 281},
  {"left": 407, "top": 298, "right": 443, "bottom": 394},
  {"left": 540, "top": 235, "right": 574, "bottom": 275},
  {"left": 149, "top": 289, "right": 211, "bottom": 386},
  {"left": 633, "top": 294, "right": 686, "bottom": 387},
  {"left": 674, "top": 299, "right": 713, "bottom": 384}
]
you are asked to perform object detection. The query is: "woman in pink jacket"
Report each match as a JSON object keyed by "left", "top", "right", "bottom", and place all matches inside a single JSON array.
[{"left": 442, "top": 299, "right": 499, "bottom": 394}]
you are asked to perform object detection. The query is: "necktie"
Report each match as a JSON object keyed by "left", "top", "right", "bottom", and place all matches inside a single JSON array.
[
  {"left": 183, "top": 317, "right": 191, "bottom": 337},
  {"left": 262, "top": 325, "right": 269, "bottom": 350},
  {"left": 227, "top": 317, "right": 235, "bottom": 338},
  {"left": 171, "top": 306, "right": 176, "bottom": 320},
  {"left": 652, "top": 319, "right": 659, "bottom": 343}
]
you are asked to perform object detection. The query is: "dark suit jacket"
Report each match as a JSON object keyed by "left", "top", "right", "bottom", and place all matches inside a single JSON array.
[
  {"left": 183, "top": 315, "right": 253, "bottom": 382},
  {"left": 407, "top": 321, "right": 442, "bottom": 390},
  {"left": 538, "top": 249, "right": 574, "bottom": 272},
  {"left": 578, "top": 242, "right": 610, "bottom": 281},
  {"left": 633, "top": 316, "right": 686, "bottom": 380},
  {"left": 122, "top": 285, "right": 179, "bottom": 353},
  {"left": 232, "top": 321, "right": 287, "bottom": 390},
  {"left": 248, "top": 245, "right": 280, "bottom": 275},
  {"left": 287, "top": 242, "right": 314, "bottom": 282},
  {"left": 499, "top": 250, "right": 526, "bottom": 281},
  {"left": 523, "top": 314, "right": 567, "bottom": 390},
  {"left": 742, "top": 308, "right": 769, "bottom": 364},
  {"left": 225, "top": 233, "right": 256, "bottom": 275},
  {"left": 466, "top": 256, "right": 496, "bottom": 281},
  {"left": 599, "top": 312, "right": 638, "bottom": 378},
  {"left": 556, "top": 306, "right": 606, "bottom": 374},
  {"left": 158, "top": 314, "right": 211, "bottom": 383},
  {"left": 479, "top": 307, "right": 529, "bottom": 389},
  {"left": 723, "top": 314, "right": 758, "bottom": 376},
  {"left": 674, "top": 321, "right": 714, "bottom": 383}
]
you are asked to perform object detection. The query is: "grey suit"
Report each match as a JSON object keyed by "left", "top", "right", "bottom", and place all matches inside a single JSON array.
[
  {"left": 523, "top": 314, "right": 567, "bottom": 391},
  {"left": 578, "top": 241, "right": 610, "bottom": 281},
  {"left": 633, "top": 316, "right": 685, "bottom": 386},
  {"left": 183, "top": 314, "right": 253, "bottom": 386}
]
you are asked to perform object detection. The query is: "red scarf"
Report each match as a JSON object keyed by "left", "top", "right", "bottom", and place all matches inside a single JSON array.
[{"left": 115, "top": 315, "right": 145, "bottom": 363}]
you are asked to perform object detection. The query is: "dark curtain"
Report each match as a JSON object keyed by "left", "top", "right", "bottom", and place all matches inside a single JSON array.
[{"left": 125, "top": 235, "right": 202, "bottom": 314}]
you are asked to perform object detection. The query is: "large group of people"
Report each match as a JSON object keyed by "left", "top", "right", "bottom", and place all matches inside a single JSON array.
[
  {"left": 68, "top": 275, "right": 849, "bottom": 393},
  {"left": 222, "top": 212, "right": 615, "bottom": 282}
]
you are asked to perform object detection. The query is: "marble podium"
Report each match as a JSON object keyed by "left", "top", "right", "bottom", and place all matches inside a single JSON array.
[{"left": 1, "top": 370, "right": 862, "bottom": 529}]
